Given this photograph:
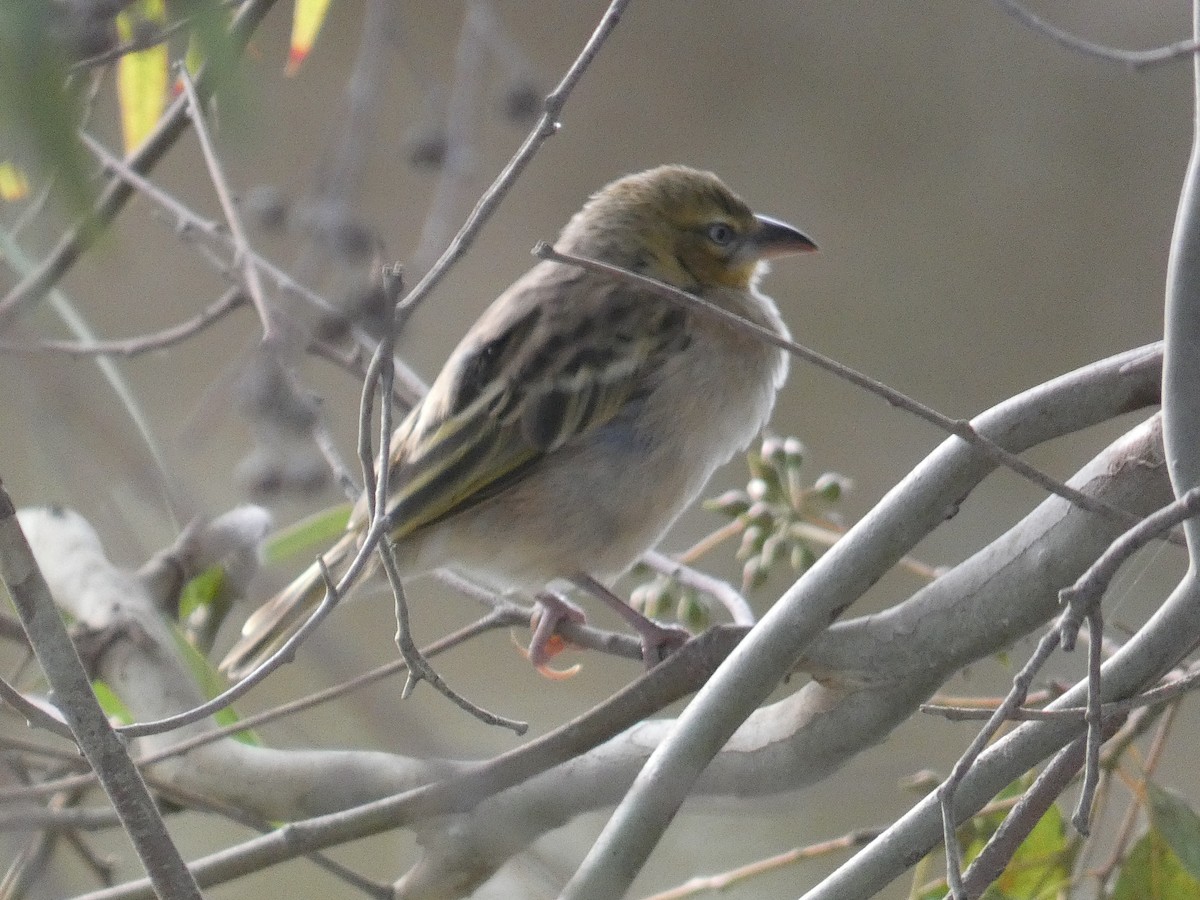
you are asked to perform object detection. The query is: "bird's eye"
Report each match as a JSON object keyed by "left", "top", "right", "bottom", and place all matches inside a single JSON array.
[{"left": 706, "top": 222, "right": 736, "bottom": 247}]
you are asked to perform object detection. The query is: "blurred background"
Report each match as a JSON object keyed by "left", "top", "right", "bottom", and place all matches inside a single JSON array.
[{"left": 0, "top": 1, "right": 1194, "bottom": 896}]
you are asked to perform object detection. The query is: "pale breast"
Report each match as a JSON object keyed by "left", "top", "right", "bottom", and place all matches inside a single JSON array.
[{"left": 402, "top": 288, "right": 790, "bottom": 592}]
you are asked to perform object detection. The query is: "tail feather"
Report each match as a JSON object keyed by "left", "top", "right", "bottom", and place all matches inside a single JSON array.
[{"left": 219, "top": 530, "right": 359, "bottom": 679}]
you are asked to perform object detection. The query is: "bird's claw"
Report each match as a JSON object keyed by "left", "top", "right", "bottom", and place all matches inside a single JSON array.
[{"left": 525, "top": 593, "right": 586, "bottom": 678}]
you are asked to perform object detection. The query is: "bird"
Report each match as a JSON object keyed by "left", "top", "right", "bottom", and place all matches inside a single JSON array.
[{"left": 219, "top": 164, "right": 815, "bottom": 679}]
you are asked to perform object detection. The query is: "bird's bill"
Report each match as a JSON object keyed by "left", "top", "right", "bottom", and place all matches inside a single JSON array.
[{"left": 751, "top": 213, "right": 818, "bottom": 258}]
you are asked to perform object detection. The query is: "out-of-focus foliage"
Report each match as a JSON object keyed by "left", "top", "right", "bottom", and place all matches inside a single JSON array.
[
  {"left": 116, "top": 0, "right": 169, "bottom": 153},
  {"left": 0, "top": 0, "right": 89, "bottom": 209},
  {"left": 287, "top": 0, "right": 333, "bottom": 74}
]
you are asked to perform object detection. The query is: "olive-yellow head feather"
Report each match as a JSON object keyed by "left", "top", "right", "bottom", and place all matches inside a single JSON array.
[{"left": 557, "top": 164, "right": 816, "bottom": 291}]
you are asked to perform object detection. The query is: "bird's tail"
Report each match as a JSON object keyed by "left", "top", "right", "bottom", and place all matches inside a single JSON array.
[{"left": 218, "top": 530, "right": 360, "bottom": 680}]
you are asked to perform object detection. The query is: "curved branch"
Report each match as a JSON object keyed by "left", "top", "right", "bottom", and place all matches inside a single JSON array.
[{"left": 561, "top": 344, "right": 1161, "bottom": 899}]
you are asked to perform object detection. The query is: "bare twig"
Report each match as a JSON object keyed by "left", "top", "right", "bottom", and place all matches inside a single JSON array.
[
  {"left": 642, "top": 550, "right": 755, "bottom": 626},
  {"left": 0, "top": 607, "right": 525, "bottom": 806},
  {"left": 0, "top": 0, "right": 280, "bottom": 330},
  {"left": 958, "top": 733, "right": 1087, "bottom": 897},
  {"left": 178, "top": 69, "right": 280, "bottom": 344},
  {"left": 639, "top": 828, "right": 883, "bottom": 900},
  {"left": 378, "top": 543, "right": 527, "bottom": 733},
  {"left": 0, "top": 484, "right": 202, "bottom": 899},
  {"left": 395, "top": 0, "right": 633, "bottom": 318},
  {"left": 991, "top": 0, "right": 1200, "bottom": 70},
  {"left": 1059, "top": 487, "right": 1200, "bottom": 649},
  {"left": 0, "top": 676, "right": 74, "bottom": 741},
  {"left": 0, "top": 287, "right": 247, "bottom": 357},
  {"left": 77, "top": 131, "right": 427, "bottom": 403},
  {"left": 935, "top": 625, "right": 1063, "bottom": 897},
  {"left": 923, "top": 657, "right": 1200, "bottom": 721},
  {"left": 536, "top": 242, "right": 1152, "bottom": 534}
]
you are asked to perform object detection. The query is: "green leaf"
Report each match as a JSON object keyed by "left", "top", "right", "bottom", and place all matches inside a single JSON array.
[
  {"left": 92, "top": 680, "right": 134, "bottom": 724},
  {"left": 263, "top": 504, "right": 352, "bottom": 564},
  {"left": 1147, "top": 781, "right": 1200, "bottom": 881},
  {"left": 993, "top": 799, "right": 1071, "bottom": 899},
  {"left": 170, "top": 627, "right": 258, "bottom": 745},
  {"left": 918, "top": 778, "right": 1072, "bottom": 900},
  {"left": 178, "top": 564, "right": 226, "bottom": 620},
  {"left": 0, "top": 1, "right": 90, "bottom": 211},
  {"left": 1112, "top": 829, "right": 1200, "bottom": 900}
]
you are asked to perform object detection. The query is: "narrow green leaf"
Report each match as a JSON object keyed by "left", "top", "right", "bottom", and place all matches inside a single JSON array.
[
  {"left": 171, "top": 628, "right": 259, "bottom": 745},
  {"left": 178, "top": 564, "right": 225, "bottom": 620},
  {"left": 263, "top": 504, "right": 352, "bottom": 564},
  {"left": 92, "top": 681, "right": 134, "bottom": 725}
]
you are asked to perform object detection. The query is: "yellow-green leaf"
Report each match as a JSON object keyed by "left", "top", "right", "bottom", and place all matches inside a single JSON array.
[
  {"left": 92, "top": 681, "right": 134, "bottom": 725},
  {"left": 287, "top": 0, "right": 332, "bottom": 74},
  {"left": 993, "top": 798, "right": 1071, "bottom": 898},
  {"left": 115, "top": 0, "right": 169, "bottom": 154},
  {"left": 1112, "top": 829, "right": 1200, "bottom": 900},
  {"left": 263, "top": 504, "right": 352, "bottom": 564},
  {"left": 0, "top": 161, "right": 29, "bottom": 201},
  {"left": 171, "top": 627, "right": 259, "bottom": 744},
  {"left": 1147, "top": 781, "right": 1200, "bottom": 881},
  {"left": 179, "top": 564, "right": 226, "bottom": 620}
]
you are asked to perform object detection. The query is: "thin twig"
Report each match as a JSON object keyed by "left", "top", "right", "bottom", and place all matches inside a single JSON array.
[
  {"left": 78, "top": 131, "right": 427, "bottom": 404},
  {"left": 0, "top": 287, "right": 247, "bottom": 357},
  {"left": 0, "top": 675, "right": 75, "bottom": 741},
  {"left": 959, "top": 732, "right": 1090, "bottom": 897},
  {"left": 1073, "top": 607, "right": 1104, "bottom": 834},
  {"left": 639, "top": 828, "right": 883, "bottom": 900},
  {"left": 310, "top": 416, "right": 361, "bottom": 501},
  {"left": 115, "top": 541, "right": 376, "bottom": 738},
  {"left": 377, "top": 541, "right": 527, "bottom": 733},
  {"left": 1059, "top": 487, "right": 1200, "bottom": 650},
  {"left": 395, "top": 0, "right": 633, "bottom": 318},
  {"left": 991, "top": 0, "right": 1200, "bottom": 70},
  {"left": 936, "top": 625, "right": 1063, "bottom": 898},
  {"left": 0, "top": 0, "right": 279, "bottom": 330},
  {"left": 923, "top": 658, "right": 1200, "bottom": 720},
  {"left": 641, "top": 550, "right": 755, "bottom": 626},
  {"left": 0, "top": 482, "right": 202, "bottom": 898},
  {"left": 177, "top": 69, "right": 279, "bottom": 343},
  {"left": 536, "top": 242, "right": 1151, "bottom": 533},
  {"left": 0, "top": 608, "right": 523, "bottom": 805}
]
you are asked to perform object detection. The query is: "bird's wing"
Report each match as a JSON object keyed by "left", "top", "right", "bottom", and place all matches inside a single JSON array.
[{"left": 382, "top": 274, "right": 690, "bottom": 540}]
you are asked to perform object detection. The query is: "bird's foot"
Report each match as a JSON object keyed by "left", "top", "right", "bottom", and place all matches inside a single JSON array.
[
  {"left": 526, "top": 593, "right": 586, "bottom": 679},
  {"left": 570, "top": 574, "right": 690, "bottom": 669}
]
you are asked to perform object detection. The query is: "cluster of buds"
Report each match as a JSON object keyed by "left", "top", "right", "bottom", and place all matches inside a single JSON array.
[
  {"left": 629, "top": 435, "right": 850, "bottom": 627},
  {"left": 629, "top": 573, "right": 710, "bottom": 630},
  {"left": 706, "top": 435, "right": 850, "bottom": 592}
]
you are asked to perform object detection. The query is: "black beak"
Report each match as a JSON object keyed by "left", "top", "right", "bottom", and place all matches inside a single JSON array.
[{"left": 751, "top": 213, "right": 818, "bottom": 258}]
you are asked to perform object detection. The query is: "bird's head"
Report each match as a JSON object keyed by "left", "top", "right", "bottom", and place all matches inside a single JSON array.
[{"left": 558, "top": 164, "right": 816, "bottom": 292}]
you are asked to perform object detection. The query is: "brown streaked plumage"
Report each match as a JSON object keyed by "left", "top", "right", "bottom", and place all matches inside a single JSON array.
[{"left": 220, "top": 165, "right": 815, "bottom": 678}]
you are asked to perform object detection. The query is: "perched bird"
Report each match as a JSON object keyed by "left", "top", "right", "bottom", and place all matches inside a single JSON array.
[{"left": 220, "top": 165, "right": 815, "bottom": 678}]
